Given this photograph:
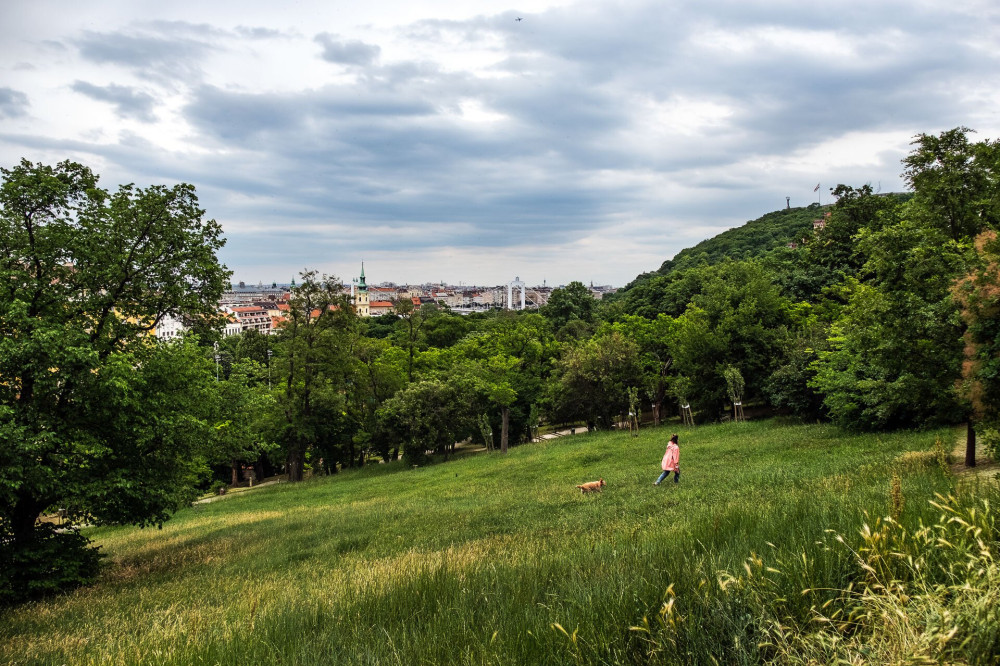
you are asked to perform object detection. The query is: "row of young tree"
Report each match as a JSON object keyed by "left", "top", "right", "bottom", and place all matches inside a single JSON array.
[{"left": 4, "top": 127, "right": 1000, "bottom": 603}]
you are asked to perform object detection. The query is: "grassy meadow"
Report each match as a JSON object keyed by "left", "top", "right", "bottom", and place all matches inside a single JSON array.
[{"left": 1, "top": 420, "right": 996, "bottom": 665}]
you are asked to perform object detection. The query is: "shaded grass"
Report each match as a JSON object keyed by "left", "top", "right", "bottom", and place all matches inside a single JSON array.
[{"left": 0, "top": 420, "right": 964, "bottom": 664}]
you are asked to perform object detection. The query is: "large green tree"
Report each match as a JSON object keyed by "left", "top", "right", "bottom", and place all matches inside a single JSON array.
[
  {"left": 450, "top": 313, "right": 557, "bottom": 449},
  {"left": 376, "top": 378, "right": 475, "bottom": 463},
  {"left": 210, "top": 359, "right": 276, "bottom": 485},
  {"left": 810, "top": 129, "right": 999, "bottom": 431},
  {"left": 392, "top": 299, "right": 438, "bottom": 382},
  {"left": 269, "top": 271, "right": 357, "bottom": 480},
  {"left": 670, "top": 260, "right": 794, "bottom": 416},
  {"left": 600, "top": 314, "right": 676, "bottom": 425},
  {"left": 903, "top": 127, "right": 1000, "bottom": 242},
  {"left": 0, "top": 159, "right": 228, "bottom": 595},
  {"left": 546, "top": 330, "right": 643, "bottom": 430},
  {"left": 348, "top": 336, "right": 407, "bottom": 464},
  {"left": 543, "top": 280, "right": 596, "bottom": 336}
]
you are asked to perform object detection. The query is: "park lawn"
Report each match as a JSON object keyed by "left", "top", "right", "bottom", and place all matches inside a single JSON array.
[{"left": 0, "top": 420, "right": 962, "bottom": 665}]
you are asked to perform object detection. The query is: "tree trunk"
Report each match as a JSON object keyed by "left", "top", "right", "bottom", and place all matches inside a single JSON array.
[
  {"left": 231, "top": 460, "right": 239, "bottom": 486},
  {"left": 11, "top": 493, "right": 45, "bottom": 544},
  {"left": 501, "top": 406, "right": 509, "bottom": 454},
  {"left": 287, "top": 448, "right": 304, "bottom": 482},
  {"left": 966, "top": 420, "right": 977, "bottom": 468},
  {"left": 407, "top": 341, "right": 415, "bottom": 383}
]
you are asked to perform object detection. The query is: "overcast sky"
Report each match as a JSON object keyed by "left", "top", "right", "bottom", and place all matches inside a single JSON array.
[{"left": 3, "top": 0, "right": 999, "bottom": 287}]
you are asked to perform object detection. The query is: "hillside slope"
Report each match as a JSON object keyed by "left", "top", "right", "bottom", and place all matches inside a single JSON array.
[
  {"left": 0, "top": 421, "right": 958, "bottom": 665},
  {"left": 620, "top": 204, "right": 827, "bottom": 294},
  {"left": 658, "top": 205, "right": 827, "bottom": 275}
]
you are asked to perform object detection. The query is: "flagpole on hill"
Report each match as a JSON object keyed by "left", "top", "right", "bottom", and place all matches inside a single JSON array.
[{"left": 814, "top": 182, "right": 821, "bottom": 205}]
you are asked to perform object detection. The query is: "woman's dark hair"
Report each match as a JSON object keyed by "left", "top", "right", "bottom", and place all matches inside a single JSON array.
[{"left": 670, "top": 434, "right": 679, "bottom": 443}]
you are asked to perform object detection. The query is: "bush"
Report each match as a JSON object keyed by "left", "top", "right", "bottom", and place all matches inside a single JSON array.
[
  {"left": 977, "top": 426, "right": 1000, "bottom": 462},
  {"left": 402, "top": 443, "right": 428, "bottom": 467},
  {"left": 0, "top": 524, "right": 103, "bottom": 607}
]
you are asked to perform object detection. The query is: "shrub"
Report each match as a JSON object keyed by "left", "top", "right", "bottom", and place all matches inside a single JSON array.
[
  {"left": 0, "top": 524, "right": 103, "bottom": 607},
  {"left": 977, "top": 426, "right": 1000, "bottom": 462}
]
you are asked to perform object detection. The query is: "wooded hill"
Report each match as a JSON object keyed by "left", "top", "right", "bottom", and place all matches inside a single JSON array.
[
  {"left": 626, "top": 204, "right": 829, "bottom": 290},
  {"left": 618, "top": 192, "right": 914, "bottom": 294}
]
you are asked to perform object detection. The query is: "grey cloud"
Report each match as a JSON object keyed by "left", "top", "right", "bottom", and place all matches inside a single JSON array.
[
  {"left": 184, "top": 88, "right": 300, "bottom": 142},
  {"left": 179, "top": 126, "right": 620, "bottom": 251},
  {"left": 182, "top": 85, "right": 437, "bottom": 144},
  {"left": 491, "top": 0, "right": 996, "bottom": 156},
  {"left": 315, "top": 33, "right": 381, "bottom": 66},
  {"left": 168, "top": 73, "right": 619, "bottom": 247},
  {"left": 0, "top": 88, "right": 29, "bottom": 118},
  {"left": 74, "top": 29, "right": 213, "bottom": 81},
  {"left": 70, "top": 81, "right": 157, "bottom": 122}
]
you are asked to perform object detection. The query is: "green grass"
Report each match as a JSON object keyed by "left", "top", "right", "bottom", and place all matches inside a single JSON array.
[{"left": 0, "top": 420, "right": 981, "bottom": 664}]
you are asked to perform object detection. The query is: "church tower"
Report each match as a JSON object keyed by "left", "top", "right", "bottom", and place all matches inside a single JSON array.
[{"left": 355, "top": 263, "right": 370, "bottom": 317}]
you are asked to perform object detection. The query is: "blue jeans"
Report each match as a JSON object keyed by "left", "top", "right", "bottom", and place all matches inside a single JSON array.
[{"left": 655, "top": 470, "right": 679, "bottom": 484}]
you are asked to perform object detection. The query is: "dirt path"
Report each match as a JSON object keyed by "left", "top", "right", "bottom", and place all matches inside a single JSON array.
[
  {"left": 952, "top": 426, "right": 1000, "bottom": 481},
  {"left": 193, "top": 479, "right": 281, "bottom": 504}
]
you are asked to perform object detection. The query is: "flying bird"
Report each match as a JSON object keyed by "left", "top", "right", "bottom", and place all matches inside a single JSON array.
[{"left": 515, "top": 17, "right": 523, "bottom": 21}]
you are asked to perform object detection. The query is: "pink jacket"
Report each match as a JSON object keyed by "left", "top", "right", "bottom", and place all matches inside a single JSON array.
[{"left": 661, "top": 442, "right": 679, "bottom": 471}]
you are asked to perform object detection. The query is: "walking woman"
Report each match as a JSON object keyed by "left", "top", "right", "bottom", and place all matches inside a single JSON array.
[{"left": 654, "top": 434, "right": 680, "bottom": 485}]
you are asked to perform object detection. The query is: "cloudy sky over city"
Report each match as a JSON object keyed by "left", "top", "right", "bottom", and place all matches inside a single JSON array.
[{"left": 2, "top": 0, "right": 999, "bottom": 287}]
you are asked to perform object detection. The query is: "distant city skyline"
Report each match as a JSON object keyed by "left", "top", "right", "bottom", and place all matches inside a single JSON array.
[
  {"left": 227, "top": 274, "right": 609, "bottom": 290},
  {"left": 3, "top": 1, "right": 998, "bottom": 286}
]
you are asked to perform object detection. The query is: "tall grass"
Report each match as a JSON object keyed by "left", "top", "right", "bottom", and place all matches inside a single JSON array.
[{"left": 0, "top": 420, "right": 982, "bottom": 665}]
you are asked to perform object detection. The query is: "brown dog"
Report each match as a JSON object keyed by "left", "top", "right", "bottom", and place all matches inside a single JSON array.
[{"left": 576, "top": 478, "right": 605, "bottom": 493}]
